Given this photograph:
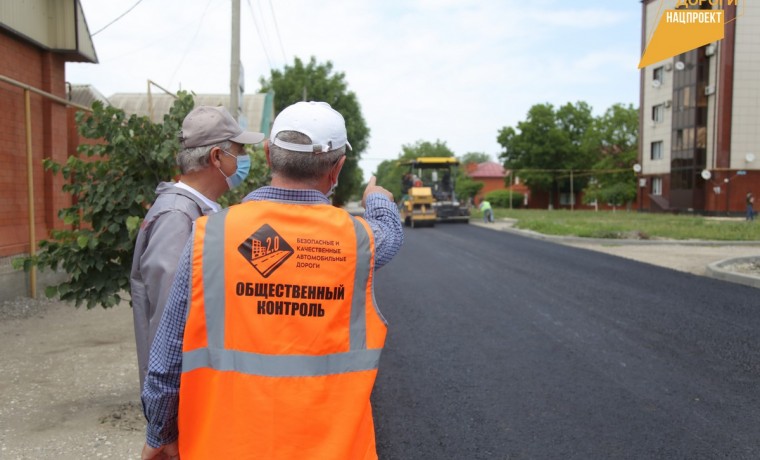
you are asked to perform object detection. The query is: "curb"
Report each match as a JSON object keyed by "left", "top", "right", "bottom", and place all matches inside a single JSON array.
[
  {"left": 471, "top": 219, "right": 760, "bottom": 247},
  {"left": 706, "top": 256, "right": 760, "bottom": 289},
  {"left": 471, "top": 219, "right": 760, "bottom": 289}
]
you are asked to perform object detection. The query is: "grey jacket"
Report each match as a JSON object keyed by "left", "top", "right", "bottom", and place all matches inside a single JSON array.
[{"left": 130, "top": 182, "right": 216, "bottom": 389}]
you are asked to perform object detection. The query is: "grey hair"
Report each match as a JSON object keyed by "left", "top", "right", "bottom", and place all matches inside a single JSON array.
[
  {"left": 176, "top": 140, "right": 232, "bottom": 174},
  {"left": 269, "top": 131, "right": 345, "bottom": 186}
]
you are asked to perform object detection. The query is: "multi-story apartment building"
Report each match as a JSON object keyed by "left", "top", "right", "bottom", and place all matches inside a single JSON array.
[{"left": 639, "top": 0, "right": 759, "bottom": 214}]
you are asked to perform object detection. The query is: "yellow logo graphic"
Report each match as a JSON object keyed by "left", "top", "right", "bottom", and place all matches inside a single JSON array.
[{"left": 638, "top": 0, "right": 742, "bottom": 69}]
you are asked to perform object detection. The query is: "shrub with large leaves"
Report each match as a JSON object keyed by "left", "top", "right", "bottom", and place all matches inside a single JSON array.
[{"left": 17, "top": 92, "right": 195, "bottom": 308}]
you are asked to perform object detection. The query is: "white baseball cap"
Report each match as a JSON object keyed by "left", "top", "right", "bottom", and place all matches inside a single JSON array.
[{"left": 270, "top": 101, "right": 352, "bottom": 154}]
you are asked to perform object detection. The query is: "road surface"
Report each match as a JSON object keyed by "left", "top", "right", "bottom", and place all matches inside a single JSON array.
[
  {"left": 372, "top": 224, "right": 760, "bottom": 459},
  {"left": 1, "top": 222, "right": 758, "bottom": 459}
]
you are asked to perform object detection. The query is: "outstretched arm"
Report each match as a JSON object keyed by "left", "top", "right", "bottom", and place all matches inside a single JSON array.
[{"left": 362, "top": 176, "right": 404, "bottom": 269}]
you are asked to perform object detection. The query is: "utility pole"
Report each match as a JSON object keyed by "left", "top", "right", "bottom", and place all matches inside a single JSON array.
[
  {"left": 570, "top": 169, "right": 574, "bottom": 211},
  {"left": 230, "top": 0, "right": 241, "bottom": 121}
]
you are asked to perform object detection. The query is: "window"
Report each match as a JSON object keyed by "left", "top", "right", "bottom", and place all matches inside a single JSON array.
[
  {"left": 682, "top": 86, "right": 693, "bottom": 108},
  {"left": 652, "top": 177, "right": 663, "bottom": 196},
  {"left": 651, "top": 141, "right": 663, "bottom": 160},
  {"left": 560, "top": 193, "right": 575, "bottom": 206},
  {"left": 652, "top": 104, "right": 665, "bottom": 123},
  {"left": 675, "top": 129, "right": 684, "bottom": 150},
  {"left": 653, "top": 66, "right": 664, "bottom": 85},
  {"left": 684, "top": 127, "right": 694, "bottom": 149},
  {"left": 696, "top": 126, "right": 706, "bottom": 149},
  {"left": 672, "top": 128, "right": 694, "bottom": 151}
]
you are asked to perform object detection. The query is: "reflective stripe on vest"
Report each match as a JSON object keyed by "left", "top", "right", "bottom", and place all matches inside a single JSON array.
[{"left": 182, "top": 206, "right": 378, "bottom": 377}]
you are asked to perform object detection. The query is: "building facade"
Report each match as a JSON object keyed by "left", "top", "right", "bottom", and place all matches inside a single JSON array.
[
  {"left": 466, "top": 161, "right": 531, "bottom": 207},
  {"left": 0, "top": 1, "right": 97, "bottom": 299},
  {"left": 639, "top": 0, "right": 759, "bottom": 214}
]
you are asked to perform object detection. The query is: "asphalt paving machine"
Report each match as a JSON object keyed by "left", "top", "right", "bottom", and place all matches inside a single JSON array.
[{"left": 399, "top": 157, "right": 470, "bottom": 228}]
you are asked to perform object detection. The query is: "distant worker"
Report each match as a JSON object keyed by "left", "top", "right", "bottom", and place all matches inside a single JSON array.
[
  {"left": 402, "top": 172, "right": 413, "bottom": 195},
  {"left": 438, "top": 170, "right": 452, "bottom": 200},
  {"left": 479, "top": 198, "right": 494, "bottom": 223},
  {"left": 747, "top": 192, "right": 755, "bottom": 221},
  {"left": 130, "top": 105, "right": 264, "bottom": 390},
  {"left": 442, "top": 170, "right": 451, "bottom": 192}
]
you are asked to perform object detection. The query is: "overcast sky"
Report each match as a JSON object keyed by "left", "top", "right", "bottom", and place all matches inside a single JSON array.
[{"left": 67, "top": 0, "right": 643, "bottom": 181}]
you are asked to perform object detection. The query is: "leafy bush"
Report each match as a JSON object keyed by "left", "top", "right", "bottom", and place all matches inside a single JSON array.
[
  {"left": 14, "top": 92, "right": 195, "bottom": 308},
  {"left": 455, "top": 177, "right": 484, "bottom": 203},
  {"left": 485, "top": 189, "right": 525, "bottom": 208}
]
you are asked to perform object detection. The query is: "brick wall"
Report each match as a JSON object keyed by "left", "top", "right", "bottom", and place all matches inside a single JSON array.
[
  {"left": 0, "top": 29, "right": 74, "bottom": 257},
  {"left": 475, "top": 177, "right": 507, "bottom": 200}
]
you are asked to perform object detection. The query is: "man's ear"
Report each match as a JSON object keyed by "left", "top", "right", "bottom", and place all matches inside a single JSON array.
[
  {"left": 209, "top": 146, "right": 223, "bottom": 168},
  {"left": 264, "top": 140, "right": 272, "bottom": 167},
  {"left": 331, "top": 155, "right": 347, "bottom": 181}
]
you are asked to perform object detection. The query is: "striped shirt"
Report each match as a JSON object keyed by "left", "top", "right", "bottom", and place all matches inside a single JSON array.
[{"left": 142, "top": 187, "right": 403, "bottom": 447}]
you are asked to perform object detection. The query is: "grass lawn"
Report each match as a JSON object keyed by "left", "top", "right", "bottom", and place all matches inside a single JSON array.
[{"left": 471, "top": 208, "right": 760, "bottom": 241}]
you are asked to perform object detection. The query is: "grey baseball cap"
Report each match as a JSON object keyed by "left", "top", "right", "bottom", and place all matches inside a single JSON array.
[{"left": 180, "top": 105, "right": 265, "bottom": 148}]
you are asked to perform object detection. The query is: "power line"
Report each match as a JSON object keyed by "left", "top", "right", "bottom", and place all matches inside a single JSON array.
[
  {"left": 91, "top": 0, "right": 146, "bottom": 36},
  {"left": 508, "top": 168, "right": 631, "bottom": 173},
  {"left": 167, "top": 0, "right": 215, "bottom": 90},
  {"left": 266, "top": 0, "right": 288, "bottom": 64},
  {"left": 245, "top": 0, "right": 274, "bottom": 71},
  {"left": 255, "top": 0, "right": 275, "bottom": 65}
]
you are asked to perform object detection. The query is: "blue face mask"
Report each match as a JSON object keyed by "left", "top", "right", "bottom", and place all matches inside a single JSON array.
[{"left": 219, "top": 150, "right": 251, "bottom": 189}]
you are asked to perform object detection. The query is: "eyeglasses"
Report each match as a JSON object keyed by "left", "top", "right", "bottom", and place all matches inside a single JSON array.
[{"left": 221, "top": 149, "right": 245, "bottom": 160}]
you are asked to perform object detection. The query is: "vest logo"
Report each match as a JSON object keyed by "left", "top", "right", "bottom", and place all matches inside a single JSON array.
[{"left": 237, "top": 224, "right": 294, "bottom": 278}]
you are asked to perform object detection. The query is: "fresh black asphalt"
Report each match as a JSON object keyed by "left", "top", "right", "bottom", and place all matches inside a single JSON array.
[{"left": 371, "top": 223, "right": 760, "bottom": 460}]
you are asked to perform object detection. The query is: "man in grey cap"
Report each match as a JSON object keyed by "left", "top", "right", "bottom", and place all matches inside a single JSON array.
[
  {"left": 130, "top": 105, "right": 264, "bottom": 390},
  {"left": 141, "top": 101, "right": 403, "bottom": 459}
]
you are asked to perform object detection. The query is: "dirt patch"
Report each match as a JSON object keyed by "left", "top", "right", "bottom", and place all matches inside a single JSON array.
[
  {"left": 725, "top": 260, "right": 760, "bottom": 276},
  {"left": 99, "top": 401, "right": 145, "bottom": 432},
  {"left": 0, "top": 297, "right": 144, "bottom": 459}
]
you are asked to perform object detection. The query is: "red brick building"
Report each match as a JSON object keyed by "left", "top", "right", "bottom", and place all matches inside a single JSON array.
[
  {"left": 0, "top": 1, "right": 97, "bottom": 299},
  {"left": 467, "top": 161, "right": 530, "bottom": 206},
  {"left": 639, "top": 1, "right": 760, "bottom": 214}
]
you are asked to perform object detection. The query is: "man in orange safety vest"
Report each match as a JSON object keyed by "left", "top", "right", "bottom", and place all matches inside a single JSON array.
[{"left": 141, "top": 101, "right": 404, "bottom": 460}]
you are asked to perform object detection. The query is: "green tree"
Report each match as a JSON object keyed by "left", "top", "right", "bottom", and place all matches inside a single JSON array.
[
  {"left": 582, "top": 104, "right": 639, "bottom": 209},
  {"left": 455, "top": 152, "right": 490, "bottom": 203},
  {"left": 374, "top": 158, "right": 404, "bottom": 199},
  {"left": 17, "top": 92, "right": 276, "bottom": 309},
  {"left": 399, "top": 140, "right": 455, "bottom": 160},
  {"left": 259, "top": 57, "right": 369, "bottom": 207},
  {"left": 455, "top": 175, "right": 484, "bottom": 203},
  {"left": 497, "top": 102, "right": 596, "bottom": 207},
  {"left": 460, "top": 152, "right": 492, "bottom": 166},
  {"left": 16, "top": 93, "right": 195, "bottom": 308}
]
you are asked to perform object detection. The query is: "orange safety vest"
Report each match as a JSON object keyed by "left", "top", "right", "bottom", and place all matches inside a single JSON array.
[{"left": 178, "top": 200, "right": 387, "bottom": 460}]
